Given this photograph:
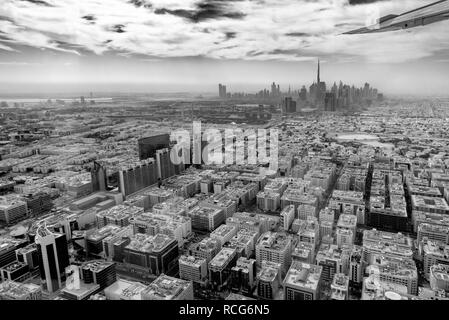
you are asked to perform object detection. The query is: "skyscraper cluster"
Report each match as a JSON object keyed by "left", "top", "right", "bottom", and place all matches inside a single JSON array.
[{"left": 218, "top": 84, "right": 227, "bottom": 99}]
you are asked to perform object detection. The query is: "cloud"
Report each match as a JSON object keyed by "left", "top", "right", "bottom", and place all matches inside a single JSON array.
[
  {"left": 0, "top": 43, "right": 18, "bottom": 52},
  {"left": 0, "top": 0, "right": 447, "bottom": 63},
  {"left": 154, "top": 0, "right": 246, "bottom": 23},
  {"left": 0, "top": 61, "right": 41, "bottom": 65},
  {"left": 18, "top": 0, "right": 53, "bottom": 7},
  {"left": 128, "top": 0, "right": 152, "bottom": 9},
  {"left": 347, "top": 0, "right": 387, "bottom": 5}
]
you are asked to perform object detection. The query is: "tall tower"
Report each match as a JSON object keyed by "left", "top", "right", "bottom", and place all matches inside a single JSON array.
[
  {"left": 35, "top": 225, "right": 70, "bottom": 293},
  {"left": 317, "top": 59, "right": 320, "bottom": 84}
]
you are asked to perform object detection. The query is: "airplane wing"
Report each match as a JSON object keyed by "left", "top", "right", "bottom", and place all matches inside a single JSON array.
[
  {"left": 342, "top": 14, "right": 400, "bottom": 34},
  {"left": 344, "top": 0, "right": 449, "bottom": 34},
  {"left": 342, "top": 27, "right": 378, "bottom": 35}
]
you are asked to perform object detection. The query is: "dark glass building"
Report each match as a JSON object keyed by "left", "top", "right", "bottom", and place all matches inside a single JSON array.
[{"left": 138, "top": 133, "right": 170, "bottom": 161}]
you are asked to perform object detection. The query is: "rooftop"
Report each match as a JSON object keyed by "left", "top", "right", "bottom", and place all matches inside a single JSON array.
[
  {"left": 105, "top": 279, "right": 147, "bottom": 300},
  {"left": 430, "top": 264, "right": 449, "bottom": 283},
  {"left": 257, "top": 261, "right": 281, "bottom": 282},
  {"left": 283, "top": 261, "right": 322, "bottom": 291},
  {"left": 125, "top": 233, "right": 176, "bottom": 254},
  {"left": 81, "top": 260, "right": 115, "bottom": 273},
  {"left": 97, "top": 204, "right": 143, "bottom": 220},
  {"left": 87, "top": 224, "right": 122, "bottom": 242},
  {"left": 0, "top": 237, "right": 27, "bottom": 253},
  {"left": 412, "top": 195, "right": 449, "bottom": 211},
  {"left": 0, "top": 281, "right": 40, "bottom": 299},
  {"left": 337, "top": 214, "right": 357, "bottom": 229},
  {"left": 209, "top": 247, "right": 237, "bottom": 269},
  {"left": 179, "top": 255, "right": 206, "bottom": 268},
  {"left": 141, "top": 275, "right": 191, "bottom": 300},
  {"left": 256, "top": 231, "right": 291, "bottom": 251},
  {"left": 423, "top": 240, "right": 449, "bottom": 259}
]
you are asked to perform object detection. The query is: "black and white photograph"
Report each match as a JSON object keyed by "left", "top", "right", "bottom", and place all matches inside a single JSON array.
[{"left": 0, "top": 0, "right": 448, "bottom": 312}]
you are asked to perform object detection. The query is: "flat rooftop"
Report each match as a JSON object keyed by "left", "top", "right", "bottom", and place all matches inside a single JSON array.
[
  {"left": 211, "top": 224, "right": 237, "bottom": 238},
  {"left": 258, "top": 261, "right": 281, "bottom": 282},
  {"left": 412, "top": 195, "right": 449, "bottom": 212},
  {"left": 337, "top": 214, "right": 357, "bottom": 229},
  {"left": 256, "top": 231, "right": 291, "bottom": 251},
  {"left": 363, "top": 229, "right": 413, "bottom": 248},
  {"left": 209, "top": 247, "right": 236, "bottom": 269},
  {"left": 0, "top": 281, "right": 40, "bottom": 299},
  {"left": 81, "top": 260, "right": 115, "bottom": 273},
  {"left": 105, "top": 279, "right": 147, "bottom": 300},
  {"left": 141, "top": 275, "right": 191, "bottom": 300},
  {"left": 179, "top": 255, "right": 206, "bottom": 268},
  {"left": 283, "top": 261, "right": 322, "bottom": 291},
  {"left": 97, "top": 204, "right": 143, "bottom": 219},
  {"left": 125, "top": 233, "right": 176, "bottom": 254}
]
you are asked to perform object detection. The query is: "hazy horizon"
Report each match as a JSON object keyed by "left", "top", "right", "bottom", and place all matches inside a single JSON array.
[{"left": 1, "top": 0, "right": 449, "bottom": 96}]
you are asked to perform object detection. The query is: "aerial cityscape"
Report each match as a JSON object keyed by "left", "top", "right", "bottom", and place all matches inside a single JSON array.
[{"left": 0, "top": 0, "right": 449, "bottom": 305}]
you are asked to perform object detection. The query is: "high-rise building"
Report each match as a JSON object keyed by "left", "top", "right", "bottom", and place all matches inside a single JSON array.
[
  {"left": 299, "top": 86, "right": 307, "bottom": 101},
  {"left": 210, "top": 224, "right": 238, "bottom": 247},
  {"left": 292, "top": 241, "right": 314, "bottom": 264},
  {"left": 80, "top": 260, "right": 117, "bottom": 291},
  {"left": 336, "top": 228, "right": 354, "bottom": 248},
  {"left": 118, "top": 159, "right": 158, "bottom": 197},
  {"left": 429, "top": 264, "right": 449, "bottom": 292},
  {"left": 280, "top": 205, "right": 295, "bottom": 231},
  {"left": 366, "top": 254, "right": 418, "bottom": 295},
  {"left": 418, "top": 223, "right": 449, "bottom": 244},
  {"left": 320, "top": 220, "right": 333, "bottom": 239},
  {"left": 187, "top": 206, "right": 225, "bottom": 231},
  {"left": 96, "top": 204, "right": 143, "bottom": 228},
  {"left": 188, "top": 237, "right": 221, "bottom": 263},
  {"left": 230, "top": 257, "right": 256, "bottom": 294},
  {"left": 256, "top": 260, "right": 282, "bottom": 300},
  {"left": 314, "top": 59, "right": 326, "bottom": 107},
  {"left": 362, "top": 229, "right": 414, "bottom": 264},
  {"left": 315, "top": 243, "right": 351, "bottom": 283},
  {"left": 91, "top": 161, "right": 107, "bottom": 192},
  {"left": 336, "top": 214, "right": 357, "bottom": 243},
  {"left": 283, "top": 261, "right": 322, "bottom": 300},
  {"left": 423, "top": 240, "right": 449, "bottom": 279},
  {"left": 16, "top": 244, "right": 40, "bottom": 272},
  {"left": 156, "top": 148, "right": 176, "bottom": 181},
  {"left": 0, "top": 196, "right": 28, "bottom": 224},
  {"left": 0, "top": 261, "right": 30, "bottom": 282},
  {"left": 86, "top": 225, "right": 131, "bottom": 256},
  {"left": 219, "top": 84, "right": 227, "bottom": 99},
  {"left": 35, "top": 226, "right": 70, "bottom": 293},
  {"left": 349, "top": 245, "right": 363, "bottom": 288},
  {"left": 330, "top": 273, "right": 349, "bottom": 300},
  {"left": 256, "top": 232, "right": 292, "bottom": 273},
  {"left": 123, "top": 233, "right": 178, "bottom": 276},
  {"left": 0, "top": 237, "right": 27, "bottom": 268},
  {"left": 209, "top": 247, "right": 238, "bottom": 290},
  {"left": 283, "top": 97, "right": 296, "bottom": 113},
  {"left": 325, "top": 92, "right": 337, "bottom": 112},
  {"left": 179, "top": 255, "right": 208, "bottom": 283},
  {"left": 138, "top": 133, "right": 170, "bottom": 161}
]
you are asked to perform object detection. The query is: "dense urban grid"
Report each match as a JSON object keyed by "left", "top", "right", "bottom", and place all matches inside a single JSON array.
[{"left": 0, "top": 61, "right": 448, "bottom": 302}]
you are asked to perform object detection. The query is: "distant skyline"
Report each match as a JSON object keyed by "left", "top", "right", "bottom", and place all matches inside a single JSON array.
[{"left": 0, "top": 0, "right": 449, "bottom": 95}]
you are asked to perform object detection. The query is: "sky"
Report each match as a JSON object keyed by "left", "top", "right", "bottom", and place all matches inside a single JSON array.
[{"left": 0, "top": 0, "right": 448, "bottom": 96}]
